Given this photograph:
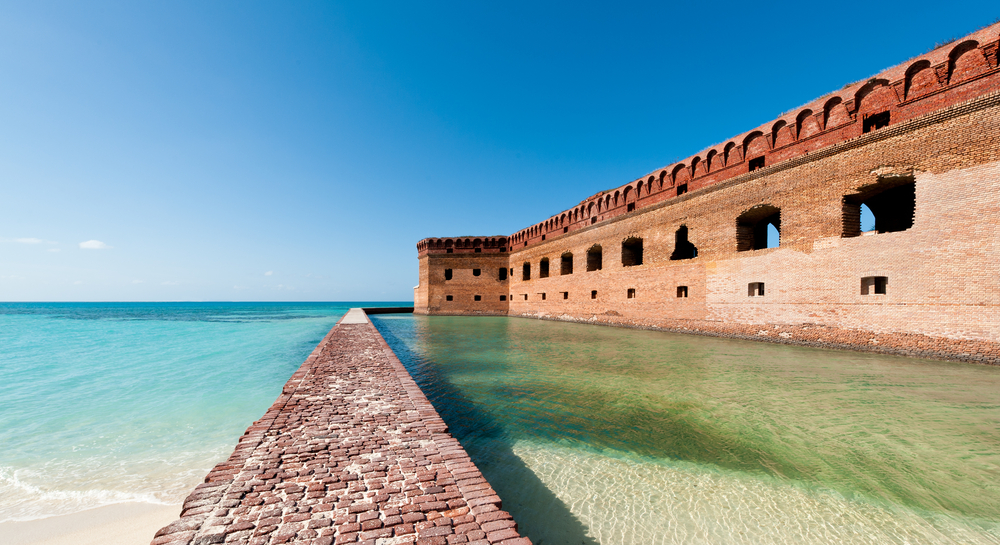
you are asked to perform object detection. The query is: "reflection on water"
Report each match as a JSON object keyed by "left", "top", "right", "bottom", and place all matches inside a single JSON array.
[{"left": 372, "top": 315, "right": 1000, "bottom": 545}]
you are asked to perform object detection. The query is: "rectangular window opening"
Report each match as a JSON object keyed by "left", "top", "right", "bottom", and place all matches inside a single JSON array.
[
  {"left": 627, "top": 203, "right": 636, "bottom": 212},
  {"left": 591, "top": 217, "right": 597, "bottom": 224},
  {"left": 561, "top": 292, "right": 568, "bottom": 299},
  {"left": 863, "top": 111, "right": 890, "bottom": 133},
  {"left": 748, "top": 282, "right": 765, "bottom": 297},
  {"left": 861, "top": 276, "right": 888, "bottom": 295},
  {"left": 541, "top": 234, "right": 546, "bottom": 241},
  {"left": 473, "top": 268, "right": 481, "bottom": 276},
  {"left": 677, "top": 286, "right": 688, "bottom": 298},
  {"left": 498, "top": 268, "right": 507, "bottom": 281},
  {"left": 446, "top": 248, "right": 453, "bottom": 253},
  {"left": 444, "top": 269, "right": 453, "bottom": 281},
  {"left": 523, "top": 294, "right": 528, "bottom": 300},
  {"left": 446, "top": 295, "right": 453, "bottom": 301},
  {"left": 563, "top": 227, "right": 569, "bottom": 233},
  {"left": 748, "top": 156, "right": 765, "bottom": 172},
  {"left": 500, "top": 295, "right": 507, "bottom": 301},
  {"left": 474, "top": 248, "right": 482, "bottom": 253},
  {"left": 591, "top": 290, "right": 597, "bottom": 299},
  {"left": 474, "top": 295, "right": 482, "bottom": 301},
  {"left": 627, "top": 288, "right": 636, "bottom": 299},
  {"left": 540, "top": 293, "right": 546, "bottom": 300},
  {"left": 677, "top": 184, "right": 687, "bottom": 196}
]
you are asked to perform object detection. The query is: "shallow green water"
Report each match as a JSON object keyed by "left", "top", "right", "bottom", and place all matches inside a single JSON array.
[{"left": 372, "top": 315, "right": 1000, "bottom": 545}]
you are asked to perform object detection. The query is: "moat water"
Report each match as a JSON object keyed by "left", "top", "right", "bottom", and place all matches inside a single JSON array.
[{"left": 372, "top": 315, "right": 1000, "bottom": 545}]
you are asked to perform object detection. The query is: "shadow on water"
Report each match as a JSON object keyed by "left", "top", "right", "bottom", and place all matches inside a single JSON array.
[{"left": 374, "top": 317, "right": 598, "bottom": 545}]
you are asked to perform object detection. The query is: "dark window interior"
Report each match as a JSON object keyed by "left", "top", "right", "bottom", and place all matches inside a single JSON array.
[
  {"left": 677, "top": 184, "right": 687, "bottom": 196},
  {"left": 749, "top": 156, "right": 765, "bottom": 172},
  {"left": 473, "top": 269, "right": 481, "bottom": 276},
  {"left": 677, "top": 286, "right": 688, "bottom": 298},
  {"left": 561, "top": 253, "right": 573, "bottom": 275},
  {"left": 863, "top": 111, "right": 890, "bottom": 133},
  {"left": 737, "top": 205, "right": 781, "bottom": 251},
  {"left": 627, "top": 288, "right": 636, "bottom": 299},
  {"left": 748, "top": 282, "right": 765, "bottom": 297},
  {"left": 587, "top": 245, "right": 603, "bottom": 271},
  {"left": 591, "top": 290, "right": 597, "bottom": 299},
  {"left": 444, "top": 269, "right": 453, "bottom": 281},
  {"left": 621, "top": 238, "right": 643, "bottom": 267},
  {"left": 474, "top": 295, "right": 481, "bottom": 301},
  {"left": 539, "top": 258, "right": 549, "bottom": 278},
  {"left": 843, "top": 178, "right": 916, "bottom": 236},
  {"left": 861, "top": 276, "right": 888, "bottom": 295},
  {"left": 446, "top": 295, "right": 453, "bottom": 301},
  {"left": 627, "top": 203, "right": 635, "bottom": 212},
  {"left": 500, "top": 295, "right": 507, "bottom": 301},
  {"left": 498, "top": 268, "right": 507, "bottom": 281},
  {"left": 522, "top": 263, "right": 531, "bottom": 281},
  {"left": 670, "top": 225, "right": 698, "bottom": 260}
]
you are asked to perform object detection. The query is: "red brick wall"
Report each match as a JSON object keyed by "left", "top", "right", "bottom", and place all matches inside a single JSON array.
[{"left": 414, "top": 23, "right": 1000, "bottom": 362}]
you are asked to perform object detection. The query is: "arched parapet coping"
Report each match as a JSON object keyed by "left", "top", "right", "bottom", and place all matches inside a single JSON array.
[
  {"left": 823, "top": 96, "right": 847, "bottom": 129},
  {"left": 690, "top": 156, "right": 703, "bottom": 178},
  {"left": 948, "top": 40, "right": 989, "bottom": 84},
  {"left": 851, "top": 78, "right": 896, "bottom": 115},
  {"left": 795, "top": 109, "right": 816, "bottom": 139},
  {"left": 671, "top": 163, "right": 686, "bottom": 186},
  {"left": 706, "top": 149, "right": 719, "bottom": 172},
  {"left": 742, "top": 130, "right": 767, "bottom": 159},
  {"left": 771, "top": 120, "right": 790, "bottom": 148},
  {"left": 723, "top": 142, "right": 739, "bottom": 166}
]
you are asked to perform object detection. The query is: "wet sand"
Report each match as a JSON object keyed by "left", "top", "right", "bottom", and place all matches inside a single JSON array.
[{"left": 0, "top": 503, "right": 179, "bottom": 545}]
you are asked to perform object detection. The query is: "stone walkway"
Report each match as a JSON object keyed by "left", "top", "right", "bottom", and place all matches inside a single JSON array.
[{"left": 152, "top": 310, "right": 529, "bottom": 545}]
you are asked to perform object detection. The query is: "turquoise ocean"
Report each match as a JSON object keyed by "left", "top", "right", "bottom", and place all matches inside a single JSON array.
[
  {"left": 4, "top": 304, "right": 1000, "bottom": 544},
  {"left": 0, "top": 302, "right": 405, "bottom": 523}
]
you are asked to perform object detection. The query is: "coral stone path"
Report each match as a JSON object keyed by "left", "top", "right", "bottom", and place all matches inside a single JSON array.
[{"left": 152, "top": 310, "right": 529, "bottom": 545}]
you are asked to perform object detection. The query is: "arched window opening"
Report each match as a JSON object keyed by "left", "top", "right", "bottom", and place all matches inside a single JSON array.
[
  {"left": 561, "top": 252, "right": 573, "bottom": 275},
  {"left": 586, "top": 245, "right": 603, "bottom": 272},
  {"left": 670, "top": 225, "right": 698, "bottom": 260},
  {"left": 522, "top": 262, "right": 531, "bottom": 281},
  {"left": 736, "top": 205, "right": 781, "bottom": 251},
  {"left": 842, "top": 176, "right": 916, "bottom": 237},
  {"left": 539, "top": 258, "right": 550, "bottom": 278},
  {"left": 621, "top": 237, "right": 643, "bottom": 267}
]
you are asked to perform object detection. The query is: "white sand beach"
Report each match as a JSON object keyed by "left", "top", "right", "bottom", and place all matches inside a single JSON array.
[{"left": 0, "top": 503, "right": 180, "bottom": 545}]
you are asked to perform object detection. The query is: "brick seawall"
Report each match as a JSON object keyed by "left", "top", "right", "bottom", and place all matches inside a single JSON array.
[{"left": 151, "top": 309, "right": 529, "bottom": 545}]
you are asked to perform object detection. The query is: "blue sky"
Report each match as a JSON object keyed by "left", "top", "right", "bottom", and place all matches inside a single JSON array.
[{"left": 1, "top": 2, "right": 996, "bottom": 301}]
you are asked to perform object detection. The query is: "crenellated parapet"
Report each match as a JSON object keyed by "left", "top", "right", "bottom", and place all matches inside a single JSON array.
[
  {"left": 417, "top": 236, "right": 509, "bottom": 256},
  {"left": 508, "top": 22, "right": 1000, "bottom": 250}
]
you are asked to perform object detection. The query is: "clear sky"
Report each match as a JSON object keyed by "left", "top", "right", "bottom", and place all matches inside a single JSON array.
[{"left": 1, "top": 2, "right": 996, "bottom": 301}]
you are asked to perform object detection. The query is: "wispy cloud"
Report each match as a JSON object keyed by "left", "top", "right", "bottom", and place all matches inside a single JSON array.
[
  {"left": 79, "top": 240, "right": 112, "bottom": 250},
  {"left": 265, "top": 271, "right": 273, "bottom": 276},
  {"left": 161, "top": 281, "right": 179, "bottom": 286},
  {"left": 48, "top": 248, "right": 61, "bottom": 253},
  {"left": 73, "top": 280, "right": 83, "bottom": 285},
  {"left": 132, "top": 279, "right": 144, "bottom": 284},
  {"left": 3, "top": 237, "right": 57, "bottom": 245}
]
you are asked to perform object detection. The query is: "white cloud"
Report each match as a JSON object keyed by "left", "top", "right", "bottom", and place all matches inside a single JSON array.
[
  {"left": 161, "top": 281, "right": 179, "bottom": 286},
  {"left": 265, "top": 271, "right": 273, "bottom": 276},
  {"left": 73, "top": 280, "right": 83, "bottom": 285},
  {"left": 132, "top": 279, "right": 144, "bottom": 284},
  {"left": 48, "top": 248, "right": 61, "bottom": 252},
  {"left": 79, "top": 240, "right": 111, "bottom": 250}
]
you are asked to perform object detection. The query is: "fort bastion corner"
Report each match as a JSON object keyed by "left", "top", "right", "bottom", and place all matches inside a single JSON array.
[{"left": 415, "top": 22, "right": 1000, "bottom": 364}]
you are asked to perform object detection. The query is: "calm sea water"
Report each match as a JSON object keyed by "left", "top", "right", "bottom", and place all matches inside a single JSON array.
[
  {"left": 372, "top": 315, "right": 1000, "bottom": 545},
  {"left": 0, "top": 302, "right": 407, "bottom": 523}
]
